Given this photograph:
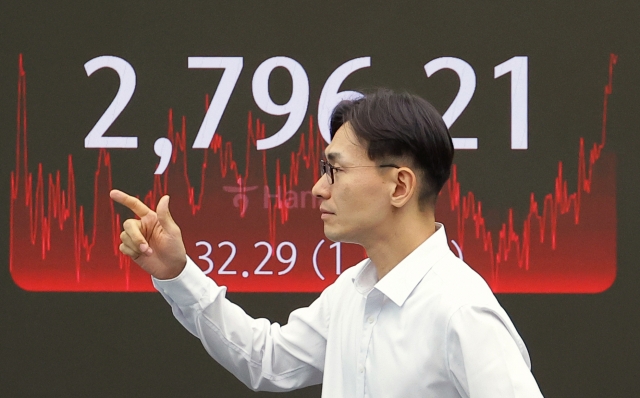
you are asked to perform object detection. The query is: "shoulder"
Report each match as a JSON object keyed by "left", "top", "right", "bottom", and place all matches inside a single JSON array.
[
  {"left": 425, "top": 253, "right": 530, "bottom": 360},
  {"left": 419, "top": 251, "right": 502, "bottom": 317}
]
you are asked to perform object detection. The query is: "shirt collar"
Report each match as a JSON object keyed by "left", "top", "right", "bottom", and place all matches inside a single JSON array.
[{"left": 352, "top": 223, "right": 450, "bottom": 306}]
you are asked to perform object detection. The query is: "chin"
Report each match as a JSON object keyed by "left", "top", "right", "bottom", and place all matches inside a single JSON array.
[
  {"left": 323, "top": 225, "right": 345, "bottom": 243},
  {"left": 323, "top": 226, "right": 339, "bottom": 242},
  {"left": 323, "top": 225, "right": 359, "bottom": 245}
]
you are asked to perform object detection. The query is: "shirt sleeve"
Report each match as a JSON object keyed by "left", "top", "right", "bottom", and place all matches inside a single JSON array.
[
  {"left": 446, "top": 304, "right": 544, "bottom": 398},
  {"left": 152, "top": 257, "right": 327, "bottom": 392}
]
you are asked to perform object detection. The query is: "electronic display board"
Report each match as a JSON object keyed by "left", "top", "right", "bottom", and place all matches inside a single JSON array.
[{"left": 7, "top": 19, "right": 618, "bottom": 294}]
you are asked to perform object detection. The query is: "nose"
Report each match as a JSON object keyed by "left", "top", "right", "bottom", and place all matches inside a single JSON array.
[{"left": 312, "top": 174, "right": 330, "bottom": 199}]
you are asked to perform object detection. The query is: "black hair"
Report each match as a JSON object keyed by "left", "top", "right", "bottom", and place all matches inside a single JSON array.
[{"left": 329, "top": 89, "right": 454, "bottom": 207}]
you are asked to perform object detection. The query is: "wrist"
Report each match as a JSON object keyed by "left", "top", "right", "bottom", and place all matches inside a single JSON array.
[{"left": 154, "top": 258, "right": 187, "bottom": 280}]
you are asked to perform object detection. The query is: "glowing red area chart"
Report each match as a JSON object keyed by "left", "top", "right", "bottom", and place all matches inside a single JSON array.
[{"left": 9, "top": 54, "right": 617, "bottom": 293}]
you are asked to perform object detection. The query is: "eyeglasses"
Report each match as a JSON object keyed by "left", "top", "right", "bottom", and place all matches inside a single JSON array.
[{"left": 319, "top": 159, "right": 400, "bottom": 184}]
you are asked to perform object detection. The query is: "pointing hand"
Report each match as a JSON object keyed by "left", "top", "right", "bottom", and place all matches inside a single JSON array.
[{"left": 110, "top": 189, "right": 187, "bottom": 280}]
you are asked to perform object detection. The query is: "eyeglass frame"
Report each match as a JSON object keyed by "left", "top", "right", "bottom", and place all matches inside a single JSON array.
[{"left": 319, "top": 159, "right": 400, "bottom": 185}]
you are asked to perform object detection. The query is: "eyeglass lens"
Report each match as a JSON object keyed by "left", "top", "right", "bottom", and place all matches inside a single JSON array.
[{"left": 320, "top": 160, "right": 333, "bottom": 184}]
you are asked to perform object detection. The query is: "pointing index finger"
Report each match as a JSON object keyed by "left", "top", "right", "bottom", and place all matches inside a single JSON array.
[{"left": 110, "top": 189, "right": 152, "bottom": 217}]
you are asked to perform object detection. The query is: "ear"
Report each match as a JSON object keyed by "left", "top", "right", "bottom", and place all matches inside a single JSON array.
[{"left": 389, "top": 167, "right": 417, "bottom": 209}]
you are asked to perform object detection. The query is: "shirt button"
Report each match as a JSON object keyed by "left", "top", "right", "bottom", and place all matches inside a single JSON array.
[
  {"left": 358, "top": 366, "right": 364, "bottom": 374},
  {"left": 368, "top": 317, "right": 374, "bottom": 324}
]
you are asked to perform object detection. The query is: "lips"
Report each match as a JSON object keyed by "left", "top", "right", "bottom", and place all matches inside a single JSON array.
[
  {"left": 320, "top": 207, "right": 334, "bottom": 219},
  {"left": 319, "top": 207, "right": 334, "bottom": 215}
]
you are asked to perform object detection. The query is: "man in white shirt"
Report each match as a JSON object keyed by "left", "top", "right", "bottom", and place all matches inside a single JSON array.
[{"left": 111, "top": 89, "right": 544, "bottom": 397}]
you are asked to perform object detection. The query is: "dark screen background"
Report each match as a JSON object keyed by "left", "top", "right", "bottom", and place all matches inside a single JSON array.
[{"left": 1, "top": 1, "right": 639, "bottom": 396}]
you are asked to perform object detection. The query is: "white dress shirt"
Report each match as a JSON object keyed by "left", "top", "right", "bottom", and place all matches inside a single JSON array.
[{"left": 153, "top": 224, "right": 543, "bottom": 397}]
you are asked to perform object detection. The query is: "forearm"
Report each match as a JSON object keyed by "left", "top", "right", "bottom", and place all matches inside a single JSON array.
[{"left": 153, "top": 257, "right": 323, "bottom": 391}]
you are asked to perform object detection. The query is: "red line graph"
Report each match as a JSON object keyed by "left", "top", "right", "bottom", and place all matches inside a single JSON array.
[
  {"left": 438, "top": 54, "right": 617, "bottom": 292},
  {"left": 9, "top": 54, "right": 617, "bottom": 292}
]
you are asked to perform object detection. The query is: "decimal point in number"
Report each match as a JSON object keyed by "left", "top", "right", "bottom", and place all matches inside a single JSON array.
[
  {"left": 154, "top": 137, "right": 173, "bottom": 174},
  {"left": 242, "top": 271, "right": 249, "bottom": 278}
]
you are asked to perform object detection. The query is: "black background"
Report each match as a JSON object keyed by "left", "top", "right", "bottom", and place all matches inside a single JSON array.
[{"left": 1, "top": 1, "right": 639, "bottom": 396}]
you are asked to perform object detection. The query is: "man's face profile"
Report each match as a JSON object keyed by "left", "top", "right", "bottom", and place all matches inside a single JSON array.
[{"left": 312, "top": 123, "right": 396, "bottom": 247}]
